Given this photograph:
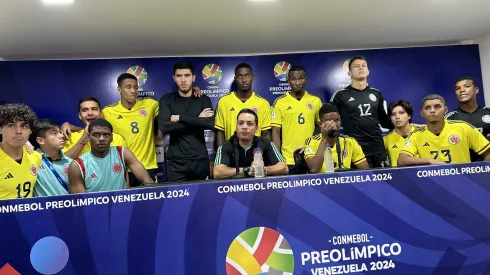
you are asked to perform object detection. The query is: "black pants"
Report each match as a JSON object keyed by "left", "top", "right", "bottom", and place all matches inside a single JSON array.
[
  {"left": 129, "top": 168, "right": 160, "bottom": 187},
  {"left": 167, "top": 158, "right": 210, "bottom": 182},
  {"left": 365, "top": 153, "right": 389, "bottom": 168}
]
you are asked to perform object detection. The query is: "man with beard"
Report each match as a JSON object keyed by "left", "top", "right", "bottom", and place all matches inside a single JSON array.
[{"left": 158, "top": 61, "right": 214, "bottom": 182}]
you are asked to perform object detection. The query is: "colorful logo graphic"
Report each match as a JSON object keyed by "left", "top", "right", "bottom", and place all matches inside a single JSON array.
[
  {"left": 306, "top": 102, "right": 314, "bottom": 110},
  {"left": 274, "top": 61, "right": 292, "bottom": 82},
  {"left": 449, "top": 135, "right": 460, "bottom": 145},
  {"left": 343, "top": 59, "right": 351, "bottom": 72},
  {"left": 202, "top": 64, "right": 223, "bottom": 85},
  {"left": 138, "top": 108, "right": 148, "bottom": 117},
  {"left": 226, "top": 227, "right": 294, "bottom": 275},
  {"left": 127, "top": 66, "right": 148, "bottom": 86}
]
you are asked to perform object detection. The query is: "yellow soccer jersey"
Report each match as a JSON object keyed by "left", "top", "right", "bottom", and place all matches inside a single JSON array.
[
  {"left": 102, "top": 98, "right": 159, "bottom": 169},
  {"left": 271, "top": 91, "right": 322, "bottom": 165},
  {"left": 401, "top": 120, "right": 490, "bottom": 164},
  {"left": 215, "top": 92, "right": 271, "bottom": 140},
  {"left": 304, "top": 134, "right": 366, "bottom": 172},
  {"left": 0, "top": 147, "right": 42, "bottom": 200},
  {"left": 63, "top": 130, "right": 127, "bottom": 157},
  {"left": 384, "top": 126, "right": 417, "bottom": 167}
]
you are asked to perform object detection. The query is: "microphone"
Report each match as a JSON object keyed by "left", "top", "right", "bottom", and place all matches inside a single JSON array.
[{"left": 327, "top": 129, "right": 339, "bottom": 138}]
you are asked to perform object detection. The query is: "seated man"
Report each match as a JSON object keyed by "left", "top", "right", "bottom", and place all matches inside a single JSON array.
[
  {"left": 0, "top": 104, "right": 42, "bottom": 199},
  {"left": 68, "top": 119, "right": 153, "bottom": 193},
  {"left": 213, "top": 109, "right": 288, "bottom": 178},
  {"left": 32, "top": 119, "right": 72, "bottom": 197},
  {"left": 398, "top": 94, "right": 490, "bottom": 166},
  {"left": 304, "top": 104, "right": 369, "bottom": 173},
  {"left": 63, "top": 96, "right": 127, "bottom": 159}
]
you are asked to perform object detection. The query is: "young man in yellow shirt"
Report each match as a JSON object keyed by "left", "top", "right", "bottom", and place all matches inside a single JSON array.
[
  {"left": 0, "top": 104, "right": 42, "bottom": 200},
  {"left": 398, "top": 94, "right": 490, "bottom": 166}
]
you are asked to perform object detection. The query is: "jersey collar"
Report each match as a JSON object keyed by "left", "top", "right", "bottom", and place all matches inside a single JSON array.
[
  {"left": 232, "top": 91, "right": 255, "bottom": 103},
  {"left": 457, "top": 105, "right": 482, "bottom": 114},
  {"left": 36, "top": 149, "right": 67, "bottom": 161},
  {"left": 287, "top": 91, "right": 309, "bottom": 100},
  {"left": 347, "top": 85, "right": 369, "bottom": 92}
]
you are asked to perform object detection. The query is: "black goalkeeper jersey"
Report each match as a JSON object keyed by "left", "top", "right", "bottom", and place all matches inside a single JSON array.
[{"left": 330, "top": 85, "right": 393, "bottom": 156}]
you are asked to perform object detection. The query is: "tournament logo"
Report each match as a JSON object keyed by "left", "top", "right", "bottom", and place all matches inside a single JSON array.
[
  {"left": 226, "top": 227, "right": 294, "bottom": 275},
  {"left": 63, "top": 166, "right": 69, "bottom": 174},
  {"left": 305, "top": 147, "right": 313, "bottom": 155},
  {"left": 113, "top": 163, "right": 122, "bottom": 173},
  {"left": 30, "top": 164, "right": 37, "bottom": 176},
  {"left": 306, "top": 102, "right": 314, "bottom": 110},
  {"left": 343, "top": 59, "right": 351, "bottom": 73},
  {"left": 202, "top": 64, "right": 223, "bottom": 85},
  {"left": 482, "top": 115, "right": 490, "bottom": 123},
  {"left": 449, "top": 135, "right": 460, "bottom": 145},
  {"left": 369, "top": 93, "right": 377, "bottom": 102},
  {"left": 138, "top": 108, "right": 148, "bottom": 117},
  {"left": 273, "top": 61, "right": 292, "bottom": 82},
  {"left": 404, "top": 140, "right": 410, "bottom": 147},
  {"left": 252, "top": 107, "right": 259, "bottom": 114},
  {"left": 127, "top": 65, "right": 148, "bottom": 86}
]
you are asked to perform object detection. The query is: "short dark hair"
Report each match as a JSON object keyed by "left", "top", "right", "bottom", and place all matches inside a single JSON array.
[
  {"left": 78, "top": 96, "right": 101, "bottom": 112},
  {"left": 173, "top": 60, "right": 195, "bottom": 75},
  {"left": 288, "top": 65, "right": 306, "bottom": 76},
  {"left": 117, "top": 73, "right": 137, "bottom": 87},
  {"left": 235, "top": 63, "right": 253, "bottom": 75},
  {"left": 421, "top": 94, "right": 445, "bottom": 107},
  {"left": 0, "top": 104, "right": 37, "bottom": 129},
  {"left": 88, "top": 118, "right": 113, "bottom": 133},
  {"left": 388, "top": 100, "right": 413, "bottom": 123},
  {"left": 237, "top": 108, "right": 259, "bottom": 125},
  {"left": 319, "top": 104, "right": 339, "bottom": 118},
  {"left": 455, "top": 76, "right": 478, "bottom": 87},
  {"left": 32, "top": 119, "right": 59, "bottom": 139},
  {"left": 348, "top": 56, "right": 368, "bottom": 70}
]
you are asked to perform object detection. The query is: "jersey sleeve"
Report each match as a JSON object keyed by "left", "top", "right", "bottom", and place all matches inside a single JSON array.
[
  {"left": 444, "top": 111, "right": 456, "bottom": 120},
  {"left": 467, "top": 124, "right": 490, "bottom": 155},
  {"left": 214, "top": 144, "right": 232, "bottom": 166},
  {"left": 271, "top": 100, "right": 283, "bottom": 127},
  {"left": 314, "top": 97, "right": 322, "bottom": 123},
  {"left": 214, "top": 99, "right": 225, "bottom": 131},
  {"left": 400, "top": 132, "right": 419, "bottom": 157},
  {"left": 330, "top": 90, "right": 341, "bottom": 108},
  {"left": 264, "top": 141, "right": 285, "bottom": 165},
  {"left": 350, "top": 138, "right": 367, "bottom": 165},
  {"left": 261, "top": 101, "right": 272, "bottom": 131},
  {"left": 150, "top": 98, "right": 159, "bottom": 117},
  {"left": 303, "top": 136, "right": 319, "bottom": 159}
]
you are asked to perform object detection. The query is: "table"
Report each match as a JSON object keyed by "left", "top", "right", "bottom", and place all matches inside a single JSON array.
[{"left": 1, "top": 162, "right": 490, "bottom": 275}]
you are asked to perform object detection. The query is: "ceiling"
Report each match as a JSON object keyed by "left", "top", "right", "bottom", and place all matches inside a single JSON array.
[{"left": 1, "top": 0, "right": 490, "bottom": 60}]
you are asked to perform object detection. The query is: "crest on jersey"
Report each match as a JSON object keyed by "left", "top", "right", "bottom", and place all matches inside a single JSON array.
[
  {"left": 306, "top": 102, "right": 314, "bottom": 110},
  {"left": 252, "top": 107, "right": 259, "bottom": 113},
  {"left": 30, "top": 164, "right": 37, "bottom": 176},
  {"left": 482, "top": 115, "right": 490, "bottom": 123},
  {"left": 369, "top": 93, "right": 377, "bottom": 102},
  {"left": 340, "top": 149, "right": 348, "bottom": 158},
  {"left": 448, "top": 135, "right": 460, "bottom": 145},
  {"left": 138, "top": 108, "right": 148, "bottom": 117},
  {"left": 404, "top": 140, "right": 410, "bottom": 147},
  {"left": 113, "top": 163, "right": 122, "bottom": 173},
  {"left": 63, "top": 166, "right": 69, "bottom": 174}
]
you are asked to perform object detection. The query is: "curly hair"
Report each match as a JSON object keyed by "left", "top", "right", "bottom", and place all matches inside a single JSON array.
[{"left": 0, "top": 104, "right": 37, "bottom": 129}]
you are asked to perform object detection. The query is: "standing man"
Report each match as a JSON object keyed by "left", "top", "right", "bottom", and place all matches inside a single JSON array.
[
  {"left": 398, "top": 94, "right": 490, "bottom": 166},
  {"left": 68, "top": 119, "right": 153, "bottom": 193},
  {"left": 0, "top": 104, "right": 41, "bottom": 199},
  {"left": 213, "top": 109, "right": 288, "bottom": 179},
  {"left": 63, "top": 96, "right": 127, "bottom": 159},
  {"left": 383, "top": 100, "right": 418, "bottom": 167},
  {"left": 271, "top": 65, "right": 322, "bottom": 174},
  {"left": 330, "top": 56, "right": 393, "bottom": 168},
  {"left": 158, "top": 61, "right": 214, "bottom": 182},
  {"left": 303, "top": 104, "right": 368, "bottom": 173},
  {"left": 215, "top": 63, "right": 271, "bottom": 149},
  {"left": 445, "top": 77, "right": 490, "bottom": 161},
  {"left": 32, "top": 119, "right": 72, "bottom": 197}
]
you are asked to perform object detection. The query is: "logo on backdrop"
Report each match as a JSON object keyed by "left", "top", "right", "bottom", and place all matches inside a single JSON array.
[
  {"left": 201, "top": 63, "right": 229, "bottom": 98},
  {"left": 226, "top": 227, "right": 294, "bottom": 275},
  {"left": 127, "top": 65, "right": 155, "bottom": 98},
  {"left": 270, "top": 61, "right": 292, "bottom": 95},
  {"left": 336, "top": 59, "right": 352, "bottom": 89}
]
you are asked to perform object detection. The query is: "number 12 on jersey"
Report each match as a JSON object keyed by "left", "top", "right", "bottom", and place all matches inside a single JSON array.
[{"left": 358, "top": 104, "right": 372, "bottom": 116}]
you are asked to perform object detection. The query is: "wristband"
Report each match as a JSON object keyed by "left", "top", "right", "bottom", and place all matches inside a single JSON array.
[{"left": 243, "top": 166, "right": 250, "bottom": 177}]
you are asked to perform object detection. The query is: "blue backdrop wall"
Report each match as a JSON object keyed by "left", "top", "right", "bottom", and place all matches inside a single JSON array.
[{"left": 0, "top": 45, "right": 484, "bottom": 124}]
